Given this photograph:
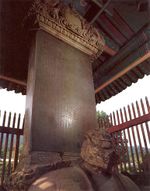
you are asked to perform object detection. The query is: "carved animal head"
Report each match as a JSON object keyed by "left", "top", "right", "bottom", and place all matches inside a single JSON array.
[
  {"left": 141, "top": 153, "right": 150, "bottom": 173},
  {"left": 81, "top": 128, "right": 117, "bottom": 172}
]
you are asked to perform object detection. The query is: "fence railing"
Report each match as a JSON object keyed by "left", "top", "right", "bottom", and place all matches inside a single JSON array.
[
  {"left": 0, "top": 97, "right": 150, "bottom": 186},
  {"left": 98, "top": 96, "right": 150, "bottom": 173},
  {"left": 0, "top": 111, "right": 24, "bottom": 186}
]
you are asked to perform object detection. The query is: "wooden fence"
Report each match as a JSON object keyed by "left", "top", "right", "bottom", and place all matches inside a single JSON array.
[
  {"left": 0, "top": 111, "right": 24, "bottom": 186},
  {"left": 0, "top": 96, "right": 150, "bottom": 186},
  {"left": 98, "top": 96, "right": 150, "bottom": 173}
]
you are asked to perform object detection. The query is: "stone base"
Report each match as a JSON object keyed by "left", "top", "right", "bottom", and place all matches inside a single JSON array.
[{"left": 5, "top": 152, "right": 80, "bottom": 191}]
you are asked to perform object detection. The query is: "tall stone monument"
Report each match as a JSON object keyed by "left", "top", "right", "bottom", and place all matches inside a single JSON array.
[
  {"left": 6, "top": 0, "right": 105, "bottom": 190},
  {"left": 24, "top": 0, "right": 104, "bottom": 156}
]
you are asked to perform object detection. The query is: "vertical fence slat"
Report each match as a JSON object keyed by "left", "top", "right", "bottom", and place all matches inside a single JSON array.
[
  {"left": 141, "top": 98, "right": 150, "bottom": 143},
  {"left": 132, "top": 103, "right": 144, "bottom": 163},
  {"left": 120, "top": 109, "right": 128, "bottom": 172},
  {"left": 116, "top": 110, "right": 123, "bottom": 172},
  {"left": 0, "top": 111, "right": 24, "bottom": 186},
  {"left": 131, "top": 103, "right": 143, "bottom": 172},
  {"left": 7, "top": 113, "right": 16, "bottom": 175},
  {"left": 123, "top": 107, "right": 136, "bottom": 172},
  {"left": 109, "top": 113, "right": 113, "bottom": 127},
  {"left": 14, "top": 114, "right": 21, "bottom": 170},
  {"left": 128, "top": 105, "right": 140, "bottom": 172},
  {"left": 145, "top": 97, "right": 150, "bottom": 142},
  {"left": 112, "top": 112, "right": 119, "bottom": 171},
  {"left": 106, "top": 115, "right": 111, "bottom": 128},
  {"left": 0, "top": 112, "right": 6, "bottom": 158},
  {"left": 98, "top": 97, "right": 150, "bottom": 174},
  {"left": 145, "top": 96, "right": 150, "bottom": 113},
  {"left": 1, "top": 112, "right": 11, "bottom": 185},
  {"left": 136, "top": 101, "right": 149, "bottom": 154}
]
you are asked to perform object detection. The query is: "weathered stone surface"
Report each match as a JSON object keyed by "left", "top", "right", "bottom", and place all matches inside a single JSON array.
[
  {"left": 27, "top": 129, "right": 140, "bottom": 191},
  {"left": 24, "top": 29, "right": 97, "bottom": 154},
  {"left": 141, "top": 153, "right": 150, "bottom": 173},
  {"left": 101, "top": 141, "right": 112, "bottom": 149},
  {"left": 28, "top": 167, "right": 141, "bottom": 191},
  {"left": 5, "top": 152, "right": 79, "bottom": 191},
  {"left": 6, "top": 129, "right": 141, "bottom": 191},
  {"left": 139, "top": 153, "right": 150, "bottom": 186},
  {"left": 29, "top": 167, "right": 93, "bottom": 191},
  {"left": 80, "top": 128, "right": 113, "bottom": 170}
]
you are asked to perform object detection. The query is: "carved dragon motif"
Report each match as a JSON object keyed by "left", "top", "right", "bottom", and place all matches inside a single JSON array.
[{"left": 27, "top": 0, "right": 105, "bottom": 60}]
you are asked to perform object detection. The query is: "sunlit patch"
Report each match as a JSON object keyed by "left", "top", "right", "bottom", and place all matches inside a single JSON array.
[
  {"left": 32, "top": 177, "right": 56, "bottom": 190},
  {"left": 32, "top": 177, "right": 48, "bottom": 185},
  {"left": 38, "top": 181, "right": 55, "bottom": 190},
  {"left": 62, "top": 113, "right": 73, "bottom": 128}
]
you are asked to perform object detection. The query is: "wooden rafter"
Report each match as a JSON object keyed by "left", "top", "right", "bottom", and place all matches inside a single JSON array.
[
  {"left": 95, "top": 51, "right": 150, "bottom": 94},
  {"left": 113, "top": 9, "right": 134, "bottom": 39},
  {"left": 84, "top": 1, "right": 118, "bottom": 55},
  {"left": 0, "top": 75, "right": 26, "bottom": 87},
  {"left": 98, "top": 14, "right": 127, "bottom": 46},
  {"left": 91, "top": 0, "right": 112, "bottom": 16},
  {"left": 104, "top": 45, "right": 117, "bottom": 56},
  {"left": 90, "top": 0, "right": 112, "bottom": 24}
]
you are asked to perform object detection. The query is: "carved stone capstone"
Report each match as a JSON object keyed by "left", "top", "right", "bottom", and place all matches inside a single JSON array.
[{"left": 27, "top": 0, "right": 105, "bottom": 59}]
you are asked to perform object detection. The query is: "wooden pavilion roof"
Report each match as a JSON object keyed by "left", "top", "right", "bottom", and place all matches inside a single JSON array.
[{"left": 0, "top": 0, "right": 150, "bottom": 103}]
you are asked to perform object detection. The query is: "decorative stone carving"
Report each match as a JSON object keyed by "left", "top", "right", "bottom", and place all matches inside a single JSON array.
[
  {"left": 5, "top": 152, "right": 80, "bottom": 191},
  {"left": 27, "top": 0, "right": 105, "bottom": 59},
  {"left": 5, "top": 129, "right": 141, "bottom": 191},
  {"left": 5, "top": 129, "right": 114, "bottom": 190},
  {"left": 141, "top": 153, "right": 150, "bottom": 173},
  {"left": 80, "top": 128, "right": 117, "bottom": 172}
]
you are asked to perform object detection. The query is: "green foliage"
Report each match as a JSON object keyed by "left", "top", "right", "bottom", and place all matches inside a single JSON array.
[
  {"left": 96, "top": 111, "right": 108, "bottom": 120},
  {"left": 19, "top": 143, "right": 24, "bottom": 156}
]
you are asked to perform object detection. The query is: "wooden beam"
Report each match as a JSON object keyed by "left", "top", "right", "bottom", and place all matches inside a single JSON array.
[
  {"left": 99, "top": 14, "right": 127, "bottom": 46},
  {"left": 104, "top": 45, "right": 117, "bottom": 56},
  {"left": 0, "top": 75, "right": 27, "bottom": 87},
  {"left": 90, "top": 0, "right": 112, "bottom": 24},
  {"left": 95, "top": 51, "right": 150, "bottom": 94},
  {"left": 96, "top": 21, "right": 118, "bottom": 55},
  {"left": 0, "top": 126, "right": 24, "bottom": 135},
  {"left": 113, "top": 9, "right": 134, "bottom": 39},
  {"left": 91, "top": 0, "right": 113, "bottom": 16},
  {"left": 108, "top": 113, "right": 150, "bottom": 133},
  {"left": 84, "top": 5, "right": 118, "bottom": 56}
]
